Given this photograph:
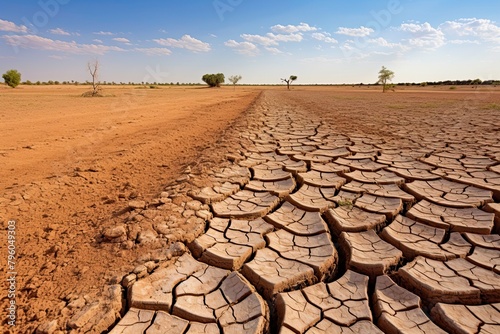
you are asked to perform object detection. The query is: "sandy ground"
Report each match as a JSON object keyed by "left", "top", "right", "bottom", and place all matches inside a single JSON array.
[
  {"left": 1, "top": 84, "right": 499, "bottom": 332},
  {"left": 0, "top": 85, "right": 261, "bottom": 332}
]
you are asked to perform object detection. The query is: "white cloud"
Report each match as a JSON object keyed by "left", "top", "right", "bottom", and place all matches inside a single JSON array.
[
  {"left": 153, "top": 35, "right": 211, "bottom": 52},
  {"left": 440, "top": 18, "right": 500, "bottom": 43},
  {"left": 1, "top": 34, "right": 125, "bottom": 55},
  {"left": 0, "top": 18, "right": 28, "bottom": 33},
  {"left": 49, "top": 28, "right": 80, "bottom": 36},
  {"left": 228, "top": 22, "right": 322, "bottom": 56},
  {"left": 267, "top": 32, "right": 303, "bottom": 43},
  {"left": 49, "top": 28, "right": 71, "bottom": 36},
  {"left": 93, "top": 39, "right": 103, "bottom": 44},
  {"left": 135, "top": 47, "right": 172, "bottom": 56},
  {"left": 49, "top": 55, "right": 66, "bottom": 60},
  {"left": 94, "top": 31, "right": 114, "bottom": 36},
  {"left": 340, "top": 42, "right": 356, "bottom": 52},
  {"left": 241, "top": 34, "right": 278, "bottom": 46},
  {"left": 448, "top": 39, "right": 480, "bottom": 45},
  {"left": 225, "top": 40, "right": 259, "bottom": 56},
  {"left": 369, "top": 51, "right": 393, "bottom": 57},
  {"left": 265, "top": 47, "right": 283, "bottom": 55},
  {"left": 399, "top": 22, "right": 445, "bottom": 49},
  {"left": 367, "top": 37, "right": 406, "bottom": 49},
  {"left": 271, "top": 22, "right": 317, "bottom": 34},
  {"left": 394, "top": 18, "right": 499, "bottom": 51},
  {"left": 210, "top": 34, "right": 217, "bottom": 38},
  {"left": 400, "top": 22, "right": 434, "bottom": 33},
  {"left": 49, "top": 28, "right": 70, "bottom": 36},
  {"left": 311, "top": 32, "right": 338, "bottom": 44},
  {"left": 339, "top": 36, "right": 408, "bottom": 60},
  {"left": 340, "top": 41, "right": 371, "bottom": 59},
  {"left": 113, "top": 37, "right": 132, "bottom": 45},
  {"left": 336, "top": 26, "right": 374, "bottom": 37},
  {"left": 229, "top": 17, "right": 499, "bottom": 60},
  {"left": 241, "top": 32, "right": 303, "bottom": 46}
]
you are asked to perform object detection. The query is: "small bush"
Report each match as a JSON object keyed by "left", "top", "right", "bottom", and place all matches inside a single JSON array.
[
  {"left": 449, "top": 86, "right": 457, "bottom": 90},
  {"left": 81, "top": 91, "right": 104, "bottom": 97},
  {"left": 2, "top": 69, "right": 21, "bottom": 88},
  {"left": 337, "top": 199, "right": 353, "bottom": 207},
  {"left": 483, "top": 103, "right": 500, "bottom": 110}
]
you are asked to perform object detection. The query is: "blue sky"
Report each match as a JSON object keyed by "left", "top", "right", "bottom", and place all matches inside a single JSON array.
[{"left": 0, "top": 0, "right": 499, "bottom": 84}]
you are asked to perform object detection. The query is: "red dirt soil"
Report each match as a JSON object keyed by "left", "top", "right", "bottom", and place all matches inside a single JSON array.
[
  {"left": 1, "top": 84, "right": 499, "bottom": 333},
  {"left": 0, "top": 85, "right": 261, "bottom": 332}
]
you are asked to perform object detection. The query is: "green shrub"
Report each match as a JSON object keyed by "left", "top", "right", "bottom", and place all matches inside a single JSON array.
[
  {"left": 202, "top": 73, "right": 225, "bottom": 87},
  {"left": 483, "top": 103, "right": 500, "bottom": 110},
  {"left": 2, "top": 69, "right": 21, "bottom": 88},
  {"left": 337, "top": 199, "right": 353, "bottom": 207}
]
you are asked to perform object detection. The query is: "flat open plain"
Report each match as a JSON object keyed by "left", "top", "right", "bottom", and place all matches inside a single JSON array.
[{"left": 1, "top": 85, "right": 500, "bottom": 333}]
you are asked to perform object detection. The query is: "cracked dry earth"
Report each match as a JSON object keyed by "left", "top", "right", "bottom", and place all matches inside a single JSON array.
[{"left": 42, "top": 89, "right": 500, "bottom": 333}]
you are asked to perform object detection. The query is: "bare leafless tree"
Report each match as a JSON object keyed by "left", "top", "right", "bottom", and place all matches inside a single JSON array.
[{"left": 87, "top": 59, "right": 101, "bottom": 96}]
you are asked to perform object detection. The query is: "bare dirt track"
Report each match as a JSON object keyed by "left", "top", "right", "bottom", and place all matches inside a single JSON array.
[
  {"left": 0, "top": 85, "right": 262, "bottom": 333},
  {"left": 1, "top": 85, "right": 500, "bottom": 333}
]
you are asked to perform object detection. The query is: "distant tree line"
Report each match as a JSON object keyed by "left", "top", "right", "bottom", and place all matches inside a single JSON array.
[
  {"left": 10, "top": 79, "right": 500, "bottom": 87},
  {"left": 4, "top": 65, "right": 499, "bottom": 89},
  {"left": 395, "top": 79, "right": 500, "bottom": 86},
  {"left": 18, "top": 80, "right": 207, "bottom": 86}
]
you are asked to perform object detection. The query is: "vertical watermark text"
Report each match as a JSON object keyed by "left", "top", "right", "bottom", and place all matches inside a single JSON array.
[{"left": 6, "top": 220, "right": 17, "bottom": 327}]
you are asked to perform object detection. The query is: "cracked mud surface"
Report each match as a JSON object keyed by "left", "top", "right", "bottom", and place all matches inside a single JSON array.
[
  {"left": 107, "top": 89, "right": 500, "bottom": 333},
  {"left": 10, "top": 87, "right": 500, "bottom": 333}
]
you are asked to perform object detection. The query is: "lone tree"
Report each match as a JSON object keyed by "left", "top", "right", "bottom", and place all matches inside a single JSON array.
[
  {"left": 2, "top": 69, "right": 21, "bottom": 88},
  {"left": 228, "top": 75, "right": 242, "bottom": 90},
  {"left": 377, "top": 66, "right": 395, "bottom": 92},
  {"left": 281, "top": 75, "right": 297, "bottom": 90},
  {"left": 202, "top": 73, "right": 225, "bottom": 87},
  {"left": 85, "top": 59, "right": 101, "bottom": 96},
  {"left": 471, "top": 78, "right": 482, "bottom": 88}
]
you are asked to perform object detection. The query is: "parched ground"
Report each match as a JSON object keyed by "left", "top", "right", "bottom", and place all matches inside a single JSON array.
[
  {"left": 0, "top": 85, "right": 262, "bottom": 333},
  {"left": 1, "top": 85, "right": 500, "bottom": 333}
]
